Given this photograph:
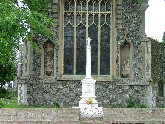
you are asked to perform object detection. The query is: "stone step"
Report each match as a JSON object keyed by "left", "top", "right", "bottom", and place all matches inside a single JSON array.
[
  {"left": 1, "top": 108, "right": 165, "bottom": 123},
  {"left": 0, "top": 122, "right": 79, "bottom": 124}
]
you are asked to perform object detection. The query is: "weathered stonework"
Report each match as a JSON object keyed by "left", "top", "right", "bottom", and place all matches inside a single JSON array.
[
  {"left": 151, "top": 39, "right": 165, "bottom": 107},
  {"left": 25, "top": 80, "right": 150, "bottom": 107},
  {"left": 1, "top": 108, "right": 165, "bottom": 123},
  {"left": 16, "top": 0, "right": 159, "bottom": 108}
]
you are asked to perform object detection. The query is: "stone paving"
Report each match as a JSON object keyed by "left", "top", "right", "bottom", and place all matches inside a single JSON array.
[{"left": 0, "top": 108, "right": 165, "bottom": 124}]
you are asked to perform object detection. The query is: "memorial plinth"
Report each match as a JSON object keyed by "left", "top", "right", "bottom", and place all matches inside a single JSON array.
[{"left": 79, "top": 37, "right": 103, "bottom": 118}]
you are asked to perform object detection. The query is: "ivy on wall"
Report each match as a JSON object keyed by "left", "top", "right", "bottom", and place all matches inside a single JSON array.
[{"left": 151, "top": 38, "right": 165, "bottom": 83}]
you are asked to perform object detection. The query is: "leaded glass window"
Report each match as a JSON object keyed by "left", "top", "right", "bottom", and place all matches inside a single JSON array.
[{"left": 62, "top": 0, "right": 113, "bottom": 78}]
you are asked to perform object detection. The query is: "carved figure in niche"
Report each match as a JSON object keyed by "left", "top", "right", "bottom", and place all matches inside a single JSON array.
[
  {"left": 120, "top": 41, "right": 131, "bottom": 78},
  {"left": 121, "top": 59, "right": 130, "bottom": 78},
  {"left": 43, "top": 40, "right": 55, "bottom": 76}
]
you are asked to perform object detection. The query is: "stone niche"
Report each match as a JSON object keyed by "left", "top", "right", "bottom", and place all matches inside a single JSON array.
[
  {"left": 120, "top": 41, "right": 131, "bottom": 78},
  {"left": 43, "top": 40, "right": 55, "bottom": 77}
]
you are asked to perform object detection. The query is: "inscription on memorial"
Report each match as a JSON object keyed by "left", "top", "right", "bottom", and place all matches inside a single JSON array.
[{"left": 85, "top": 84, "right": 92, "bottom": 93}]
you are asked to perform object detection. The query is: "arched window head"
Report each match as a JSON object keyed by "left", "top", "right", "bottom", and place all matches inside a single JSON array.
[{"left": 63, "top": 0, "right": 112, "bottom": 76}]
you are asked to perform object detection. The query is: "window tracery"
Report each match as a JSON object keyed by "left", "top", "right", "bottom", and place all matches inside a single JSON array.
[{"left": 60, "top": 0, "right": 114, "bottom": 80}]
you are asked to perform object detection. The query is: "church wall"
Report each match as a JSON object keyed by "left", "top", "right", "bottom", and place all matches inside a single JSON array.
[
  {"left": 17, "top": 0, "right": 156, "bottom": 107},
  {"left": 26, "top": 80, "right": 149, "bottom": 107},
  {"left": 151, "top": 39, "right": 165, "bottom": 107}
]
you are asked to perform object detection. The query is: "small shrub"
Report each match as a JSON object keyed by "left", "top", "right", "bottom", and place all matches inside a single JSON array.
[
  {"left": 127, "top": 98, "right": 136, "bottom": 108},
  {"left": 111, "top": 105, "right": 118, "bottom": 108},
  {"left": 138, "top": 103, "right": 147, "bottom": 108},
  {"left": 126, "top": 97, "right": 147, "bottom": 108},
  {"left": 0, "top": 88, "right": 7, "bottom": 98},
  {"left": 53, "top": 102, "right": 60, "bottom": 108},
  {"left": 0, "top": 89, "right": 18, "bottom": 108},
  {"left": 0, "top": 98, "right": 5, "bottom": 108}
]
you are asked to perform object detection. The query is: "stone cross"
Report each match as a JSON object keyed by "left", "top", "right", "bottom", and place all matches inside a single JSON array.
[
  {"left": 78, "top": 37, "right": 103, "bottom": 118},
  {"left": 86, "top": 37, "right": 92, "bottom": 79},
  {"left": 87, "top": 37, "right": 91, "bottom": 46}
]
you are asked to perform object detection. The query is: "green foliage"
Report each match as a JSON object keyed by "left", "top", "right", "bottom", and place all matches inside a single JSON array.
[
  {"left": 0, "top": 90, "right": 61, "bottom": 108},
  {"left": 0, "top": 89, "right": 16, "bottom": 99},
  {"left": 0, "top": 90, "right": 52, "bottom": 108},
  {"left": 0, "top": 60, "right": 16, "bottom": 87},
  {"left": 127, "top": 98, "right": 136, "bottom": 108},
  {"left": 126, "top": 97, "right": 147, "bottom": 108},
  {"left": 23, "top": 0, "right": 51, "bottom": 14},
  {"left": 134, "top": 0, "right": 143, "bottom": 4},
  {"left": 0, "top": 98, "right": 18, "bottom": 108},
  {"left": 162, "top": 32, "right": 165, "bottom": 42},
  {"left": 151, "top": 121, "right": 156, "bottom": 124},
  {"left": 0, "top": 87, "right": 8, "bottom": 98},
  {"left": 0, "top": 89, "right": 17, "bottom": 108},
  {"left": 53, "top": 101, "right": 60, "bottom": 108},
  {"left": 0, "top": 0, "right": 55, "bottom": 84},
  {"left": 0, "top": 98, "right": 5, "bottom": 108},
  {"left": 111, "top": 104, "right": 120, "bottom": 108},
  {"left": 0, "top": 0, "right": 54, "bottom": 51}
]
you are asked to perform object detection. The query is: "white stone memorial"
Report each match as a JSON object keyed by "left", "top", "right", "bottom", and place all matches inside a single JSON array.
[{"left": 79, "top": 37, "right": 103, "bottom": 118}]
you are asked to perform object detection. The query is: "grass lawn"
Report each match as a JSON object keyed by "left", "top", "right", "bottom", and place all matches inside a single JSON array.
[
  {"left": 0, "top": 98, "right": 61, "bottom": 108},
  {"left": 1, "top": 99, "right": 19, "bottom": 108}
]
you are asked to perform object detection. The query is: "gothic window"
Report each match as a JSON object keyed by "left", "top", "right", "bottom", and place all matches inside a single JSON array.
[
  {"left": 43, "top": 40, "right": 55, "bottom": 77},
  {"left": 59, "top": 0, "right": 114, "bottom": 80}
]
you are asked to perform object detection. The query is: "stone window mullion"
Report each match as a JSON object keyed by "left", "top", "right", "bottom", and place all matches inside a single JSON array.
[
  {"left": 60, "top": 0, "right": 114, "bottom": 80},
  {"left": 74, "top": 0, "right": 77, "bottom": 75}
]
